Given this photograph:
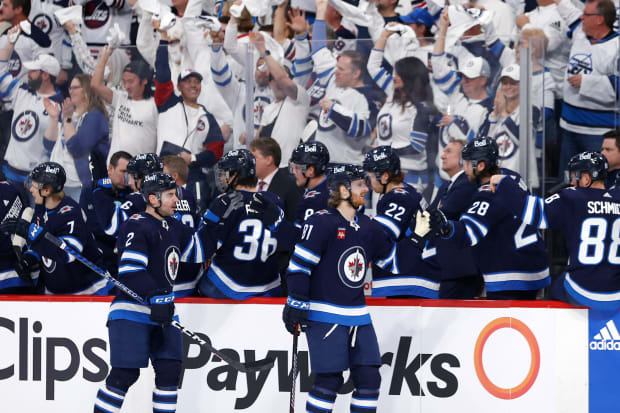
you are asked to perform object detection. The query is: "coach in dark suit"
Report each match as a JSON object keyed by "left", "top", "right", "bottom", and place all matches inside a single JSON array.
[
  {"left": 430, "top": 139, "right": 481, "bottom": 299},
  {"left": 250, "top": 137, "right": 302, "bottom": 223}
]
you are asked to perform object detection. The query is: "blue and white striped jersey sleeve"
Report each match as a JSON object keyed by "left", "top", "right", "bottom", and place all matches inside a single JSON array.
[
  {"left": 292, "top": 33, "right": 313, "bottom": 86},
  {"left": 431, "top": 53, "right": 460, "bottom": 96},
  {"left": 286, "top": 217, "right": 330, "bottom": 297},
  {"left": 367, "top": 48, "right": 393, "bottom": 96},
  {"left": 328, "top": 101, "right": 372, "bottom": 138}
]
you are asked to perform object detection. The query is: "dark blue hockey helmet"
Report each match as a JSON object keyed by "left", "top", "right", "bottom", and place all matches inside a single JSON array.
[
  {"left": 127, "top": 153, "right": 164, "bottom": 182},
  {"left": 290, "top": 141, "right": 330, "bottom": 175},
  {"left": 215, "top": 149, "right": 256, "bottom": 192},
  {"left": 363, "top": 146, "right": 401, "bottom": 177},
  {"left": 567, "top": 151, "right": 608, "bottom": 182},
  {"left": 461, "top": 136, "right": 499, "bottom": 170},
  {"left": 140, "top": 172, "right": 178, "bottom": 204},
  {"left": 327, "top": 164, "right": 366, "bottom": 192},
  {"left": 29, "top": 162, "right": 66, "bottom": 193}
]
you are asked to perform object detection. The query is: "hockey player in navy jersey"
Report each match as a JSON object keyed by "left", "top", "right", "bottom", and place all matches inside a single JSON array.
[
  {"left": 491, "top": 151, "right": 620, "bottom": 311},
  {"left": 0, "top": 180, "right": 35, "bottom": 293},
  {"left": 429, "top": 137, "right": 550, "bottom": 300},
  {"left": 83, "top": 150, "right": 132, "bottom": 275},
  {"left": 163, "top": 155, "right": 201, "bottom": 297},
  {"left": 94, "top": 172, "right": 203, "bottom": 413},
  {"left": 120, "top": 153, "right": 164, "bottom": 217},
  {"left": 363, "top": 146, "right": 441, "bottom": 298},
  {"left": 283, "top": 164, "right": 425, "bottom": 413},
  {"left": 197, "top": 149, "right": 292, "bottom": 299},
  {"left": 289, "top": 141, "right": 331, "bottom": 229},
  {"left": 1, "top": 162, "right": 110, "bottom": 294}
]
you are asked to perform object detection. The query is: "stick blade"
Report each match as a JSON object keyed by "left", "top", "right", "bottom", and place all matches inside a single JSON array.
[
  {"left": 300, "top": 120, "right": 318, "bottom": 143},
  {"left": 237, "top": 356, "right": 276, "bottom": 373}
]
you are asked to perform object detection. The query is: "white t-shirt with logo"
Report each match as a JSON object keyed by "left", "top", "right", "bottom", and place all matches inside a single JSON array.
[
  {"left": 108, "top": 89, "right": 158, "bottom": 159},
  {"left": 259, "top": 84, "right": 310, "bottom": 168}
]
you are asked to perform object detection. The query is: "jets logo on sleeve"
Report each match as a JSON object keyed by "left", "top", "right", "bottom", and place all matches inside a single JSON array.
[
  {"left": 304, "top": 190, "right": 321, "bottom": 199},
  {"left": 8, "top": 50, "right": 21, "bottom": 77},
  {"left": 337, "top": 246, "right": 367, "bottom": 288},
  {"left": 33, "top": 14, "right": 53, "bottom": 34},
  {"left": 12, "top": 111, "right": 39, "bottom": 141},
  {"left": 165, "top": 246, "right": 180, "bottom": 283}
]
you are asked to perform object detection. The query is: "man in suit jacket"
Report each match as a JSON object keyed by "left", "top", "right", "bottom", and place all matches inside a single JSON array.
[
  {"left": 250, "top": 137, "right": 302, "bottom": 223},
  {"left": 430, "top": 138, "right": 482, "bottom": 299}
]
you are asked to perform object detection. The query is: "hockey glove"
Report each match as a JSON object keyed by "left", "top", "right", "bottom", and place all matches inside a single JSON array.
[
  {"left": 283, "top": 295, "right": 309, "bottom": 335},
  {"left": 409, "top": 210, "right": 431, "bottom": 246},
  {"left": 15, "top": 251, "right": 39, "bottom": 284},
  {"left": 221, "top": 191, "right": 244, "bottom": 220},
  {"left": 148, "top": 289, "right": 175, "bottom": 325},
  {"left": 247, "top": 192, "right": 284, "bottom": 231},
  {"left": 429, "top": 209, "right": 453, "bottom": 238},
  {"left": 0, "top": 218, "right": 38, "bottom": 241}
]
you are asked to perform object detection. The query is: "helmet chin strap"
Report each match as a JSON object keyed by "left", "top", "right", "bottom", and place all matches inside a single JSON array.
[{"left": 377, "top": 172, "right": 388, "bottom": 194}]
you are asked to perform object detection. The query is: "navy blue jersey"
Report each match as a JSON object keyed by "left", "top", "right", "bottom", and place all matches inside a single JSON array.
[
  {"left": 371, "top": 186, "right": 441, "bottom": 298},
  {"left": 431, "top": 172, "right": 479, "bottom": 281},
  {"left": 287, "top": 208, "right": 394, "bottom": 326},
  {"left": 120, "top": 192, "right": 147, "bottom": 218},
  {"left": 0, "top": 182, "right": 30, "bottom": 291},
  {"left": 173, "top": 186, "right": 201, "bottom": 298},
  {"left": 173, "top": 186, "right": 199, "bottom": 228},
  {"left": 442, "top": 173, "right": 550, "bottom": 292},
  {"left": 294, "top": 178, "right": 330, "bottom": 229},
  {"left": 198, "top": 190, "right": 291, "bottom": 299},
  {"left": 86, "top": 178, "right": 130, "bottom": 273},
  {"left": 91, "top": 178, "right": 130, "bottom": 239},
  {"left": 109, "top": 212, "right": 202, "bottom": 325},
  {"left": 28, "top": 197, "right": 108, "bottom": 295},
  {"left": 496, "top": 177, "right": 620, "bottom": 306}
]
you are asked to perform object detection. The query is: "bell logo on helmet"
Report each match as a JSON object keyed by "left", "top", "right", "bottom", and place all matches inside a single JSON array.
[
  {"left": 305, "top": 146, "right": 317, "bottom": 152},
  {"left": 474, "top": 140, "right": 487, "bottom": 147},
  {"left": 373, "top": 152, "right": 388, "bottom": 161},
  {"left": 44, "top": 166, "right": 60, "bottom": 174}
]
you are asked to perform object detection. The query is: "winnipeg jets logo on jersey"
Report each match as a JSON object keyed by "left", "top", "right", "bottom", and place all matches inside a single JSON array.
[
  {"left": 393, "top": 188, "right": 407, "bottom": 194},
  {"left": 33, "top": 14, "right": 53, "bottom": 34},
  {"left": 337, "top": 246, "right": 367, "bottom": 288},
  {"left": 377, "top": 113, "right": 392, "bottom": 141},
  {"left": 58, "top": 205, "right": 74, "bottom": 215},
  {"left": 304, "top": 190, "right": 321, "bottom": 199},
  {"left": 8, "top": 50, "right": 21, "bottom": 77},
  {"left": 129, "top": 214, "right": 145, "bottom": 220},
  {"left": 197, "top": 119, "right": 206, "bottom": 132},
  {"left": 164, "top": 246, "right": 180, "bottom": 283},
  {"left": 84, "top": 0, "right": 110, "bottom": 29},
  {"left": 12, "top": 110, "right": 39, "bottom": 141},
  {"left": 41, "top": 256, "right": 56, "bottom": 273},
  {"left": 307, "top": 81, "right": 328, "bottom": 106},
  {"left": 318, "top": 99, "right": 341, "bottom": 131},
  {"left": 495, "top": 133, "right": 517, "bottom": 160},
  {"left": 567, "top": 53, "right": 593, "bottom": 75}
]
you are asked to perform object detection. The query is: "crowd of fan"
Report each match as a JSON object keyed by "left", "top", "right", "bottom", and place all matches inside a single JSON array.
[{"left": 0, "top": 0, "right": 618, "bottom": 297}]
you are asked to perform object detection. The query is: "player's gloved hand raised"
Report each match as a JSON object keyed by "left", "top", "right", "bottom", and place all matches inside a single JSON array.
[
  {"left": 147, "top": 289, "right": 175, "bottom": 325},
  {"left": 15, "top": 252, "right": 39, "bottom": 284},
  {"left": 429, "top": 209, "right": 453, "bottom": 238},
  {"left": 409, "top": 210, "right": 431, "bottom": 246},
  {"left": 247, "top": 192, "right": 284, "bottom": 231},
  {"left": 282, "top": 294, "right": 309, "bottom": 335}
]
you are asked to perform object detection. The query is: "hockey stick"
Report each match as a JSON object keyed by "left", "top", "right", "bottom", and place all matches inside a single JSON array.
[
  {"left": 300, "top": 120, "right": 318, "bottom": 143},
  {"left": 289, "top": 328, "right": 299, "bottom": 413},
  {"left": 43, "top": 232, "right": 275, "bottom": 373}
]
